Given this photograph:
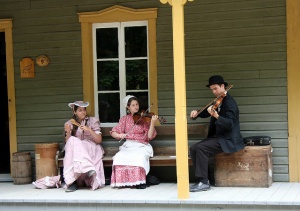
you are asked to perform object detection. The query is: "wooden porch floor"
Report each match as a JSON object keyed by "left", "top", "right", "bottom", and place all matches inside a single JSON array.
[{"left": 0, "top": 182, "right": 300, "bottom": 211}]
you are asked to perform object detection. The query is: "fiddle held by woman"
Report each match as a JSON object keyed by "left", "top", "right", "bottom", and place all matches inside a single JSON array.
[{"left": 132, "top": 110, "right": 166, "bottom": 125}]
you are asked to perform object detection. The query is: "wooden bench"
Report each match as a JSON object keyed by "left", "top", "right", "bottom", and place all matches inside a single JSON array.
[
  {"left": 58, "top": 125, "right": 272, "bottom": 187},
  {"left": 101, "top": 124, "right": 208, "bottom": 167},
  {"left": 57, "top": 123, "right": 208, "bottom": 168}
]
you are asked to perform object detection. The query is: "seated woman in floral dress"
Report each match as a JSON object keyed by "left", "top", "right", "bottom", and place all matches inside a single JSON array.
[
  {"left": 63, "top": 101, "right": 105, "bottom": 192},
  {"left": 110, "top": 95, "right": 158, "bottom": 189}
]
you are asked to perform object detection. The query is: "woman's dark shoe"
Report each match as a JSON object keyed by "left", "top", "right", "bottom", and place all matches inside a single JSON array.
[
  {"left": 65, "top": 183, "right": 78, "bottom": 192},
  {"left": 87, "top": 170, "right": 96, "bottom": 177},
  {"left": 136, "top": 184, "right": 147, "bottom": 189}
]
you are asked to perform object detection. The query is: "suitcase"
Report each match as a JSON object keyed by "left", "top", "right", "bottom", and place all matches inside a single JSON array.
[{"left": 243, "top": 136, "right": 271, "bottom": 146}]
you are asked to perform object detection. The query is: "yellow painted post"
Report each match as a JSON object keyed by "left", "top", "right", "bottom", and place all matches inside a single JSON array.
[
  {"left": 0, "top": 19, "right": 17, "bottom": 171},
  {"left": 5, "top": 21, "right": 17, "bottom": 157},
  {"left": 286, "top": 0, "right": 300, "bottom": 182},
  {"left": 160, "top": 0, "right": 190, "bottom": 199}
]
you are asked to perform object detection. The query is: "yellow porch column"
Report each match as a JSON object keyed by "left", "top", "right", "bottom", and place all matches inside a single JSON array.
[
  {"left": 287, "top": 0, "right": 300, "bottom": 182},
  {"left": 160, "top": 0, "right": 191, "bottom": 199}
]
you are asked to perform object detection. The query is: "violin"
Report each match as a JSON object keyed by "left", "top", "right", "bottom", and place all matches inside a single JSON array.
[
  {"left": 211, "top": 93, "right": 226, "bottom": 111},
  {"left": 133, "top": 111, "right": 166, "bottom": 124},
  {"left": 191, "top": 85, "right": 233, "bottom": 119},
  {"left": 118, "top": 106, "right": 166, "bottom": 143}
]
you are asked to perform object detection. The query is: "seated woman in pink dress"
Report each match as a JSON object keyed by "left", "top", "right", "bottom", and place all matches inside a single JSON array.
[
  {"left": 110, "top": 95, "right": 158, "bottom": 189},
  {"left": 63, "top": 101, "right": 105, "bottom": 192}
]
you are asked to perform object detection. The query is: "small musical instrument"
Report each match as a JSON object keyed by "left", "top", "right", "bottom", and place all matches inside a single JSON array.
[{"left": 70, "top": 119, "right": 81, "bottom": 127}]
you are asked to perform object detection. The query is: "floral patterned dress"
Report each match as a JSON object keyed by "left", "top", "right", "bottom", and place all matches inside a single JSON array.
[{"left": 110, "top": 114, "right": 157, "bottom": 187}]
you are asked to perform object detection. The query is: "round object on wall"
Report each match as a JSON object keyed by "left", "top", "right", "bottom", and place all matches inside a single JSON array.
[{"left": 36, "top": 55, "right": 49, "bottom": 67}]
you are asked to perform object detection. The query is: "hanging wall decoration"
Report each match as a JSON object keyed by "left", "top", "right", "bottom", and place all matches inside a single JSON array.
[
  {"left": 36, "top": 54, "right": 49, "bottom": 67},
  {"left": 20, "top": 57, "right": 35, "bottom": 78}
]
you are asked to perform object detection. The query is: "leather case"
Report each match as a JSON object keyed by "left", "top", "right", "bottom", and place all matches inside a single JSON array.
[{"left": 243, "top": 136, "right": 271, "bottom": 146}]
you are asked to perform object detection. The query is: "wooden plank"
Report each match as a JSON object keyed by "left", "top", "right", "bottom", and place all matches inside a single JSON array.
[
  {"left": 241, "top": 131, "right": 287, "bottom": 139},
  {"left": 101, "top": 124, "right": 208, "bottom": 137},
  {"left": 273, "top": 165, "right": 288, "bottom": 174},
  {"left": 16, "top": 77, "right": 82, "bottom": 91},
  {"left": 184, "top": 0, "right": 285, "bottom": 14},
  {"left": 273, "top": 174, "right": 289, "bottom": 182},
  {"left": 240, "top": 122, "right": 287, "bottom": 131},
  {"left": 239, "top": 113, "right": 287, "bottom": 122},
  {"left": 101, "top": 156, "right": 193, "bottom": 167},
  {"left": 17, "top": 111, "right": 70, "bottom": 120}
]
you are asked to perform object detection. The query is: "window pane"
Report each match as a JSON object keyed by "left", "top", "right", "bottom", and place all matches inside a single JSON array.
[
  {"left": 96, "top": 28, "right": 118, "bottom": 59},
  {"left": 97, "top": 61, "right": 119, "bottom": 91},
  {"left": 126, "top": 59, "right": 148, "bottom": 90},
  {"left": 125, "top": 26, "right": 147, "bottom": 58},
  {"left": 98, "top": 93, "right": 120, "bottom": 123}
]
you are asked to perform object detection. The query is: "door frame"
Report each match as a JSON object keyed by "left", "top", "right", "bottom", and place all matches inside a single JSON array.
[{"left": 0, "top": 19, "right": 17, "bottom": 175}]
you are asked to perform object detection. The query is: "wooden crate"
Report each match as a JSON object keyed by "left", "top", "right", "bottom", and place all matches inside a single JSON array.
[{"left": 214, "top": 145, "right": 273, "bottom": 187}]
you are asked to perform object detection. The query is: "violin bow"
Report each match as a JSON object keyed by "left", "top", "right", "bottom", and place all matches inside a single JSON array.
[
  {"left": 192, "top": 84, "right": 233, "bottom": 118},
  {"left": 119, "top": 104, "right": 153, "bottom": 142}
]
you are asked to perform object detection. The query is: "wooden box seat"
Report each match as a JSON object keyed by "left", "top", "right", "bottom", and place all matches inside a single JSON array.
[{"left": 214, "top": 145, "right": 273, "bottom": 187}]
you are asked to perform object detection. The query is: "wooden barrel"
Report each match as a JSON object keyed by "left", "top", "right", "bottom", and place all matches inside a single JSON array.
[
  {"left": 11, "top": 152, "right": 32, "bottom": 184},
  {"left": 35, "top": 143, "right": 59, "bottom": 180}
]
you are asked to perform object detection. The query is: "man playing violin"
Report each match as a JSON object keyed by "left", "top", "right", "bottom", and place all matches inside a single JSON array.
[{"left": 189, "top": 75, "right": 244, "bottom": 192}]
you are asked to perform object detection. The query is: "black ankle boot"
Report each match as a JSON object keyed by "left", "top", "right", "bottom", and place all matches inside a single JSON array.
[{"left": 136, "top": 184, "right": 147, "bottom": 189}]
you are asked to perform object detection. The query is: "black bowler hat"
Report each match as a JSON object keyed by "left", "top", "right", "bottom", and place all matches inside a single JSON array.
[{"left": 206, "top": 75, "right": 228, "bottom": 87}]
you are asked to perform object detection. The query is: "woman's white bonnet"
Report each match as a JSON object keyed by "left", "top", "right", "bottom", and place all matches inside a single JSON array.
[{"left": 123, "top": 95, "right": 135, "bottom": 107}]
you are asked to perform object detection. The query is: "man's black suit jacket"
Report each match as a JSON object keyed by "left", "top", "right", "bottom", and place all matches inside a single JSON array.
[{"left": 198, "top": 93, "right": 244, "bottom": 153}]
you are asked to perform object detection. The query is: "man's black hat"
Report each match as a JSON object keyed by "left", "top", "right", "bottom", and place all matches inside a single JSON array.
[{"left": 206, "top": 75, "right": 228, "bottom": 87}]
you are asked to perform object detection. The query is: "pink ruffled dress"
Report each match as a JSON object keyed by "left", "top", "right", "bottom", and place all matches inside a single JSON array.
[{"left": 63, "top": 117, "right": 105, "bottom": 190}]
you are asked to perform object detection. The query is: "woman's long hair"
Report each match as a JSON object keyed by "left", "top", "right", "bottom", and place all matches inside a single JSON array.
[{"left": 71, "top": 105, "right": 89, "bottom": 138}]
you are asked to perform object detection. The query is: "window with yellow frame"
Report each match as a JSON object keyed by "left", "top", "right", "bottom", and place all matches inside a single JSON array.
[{"left": 78, "top": 6, "right": 158, "bottom": 127}]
